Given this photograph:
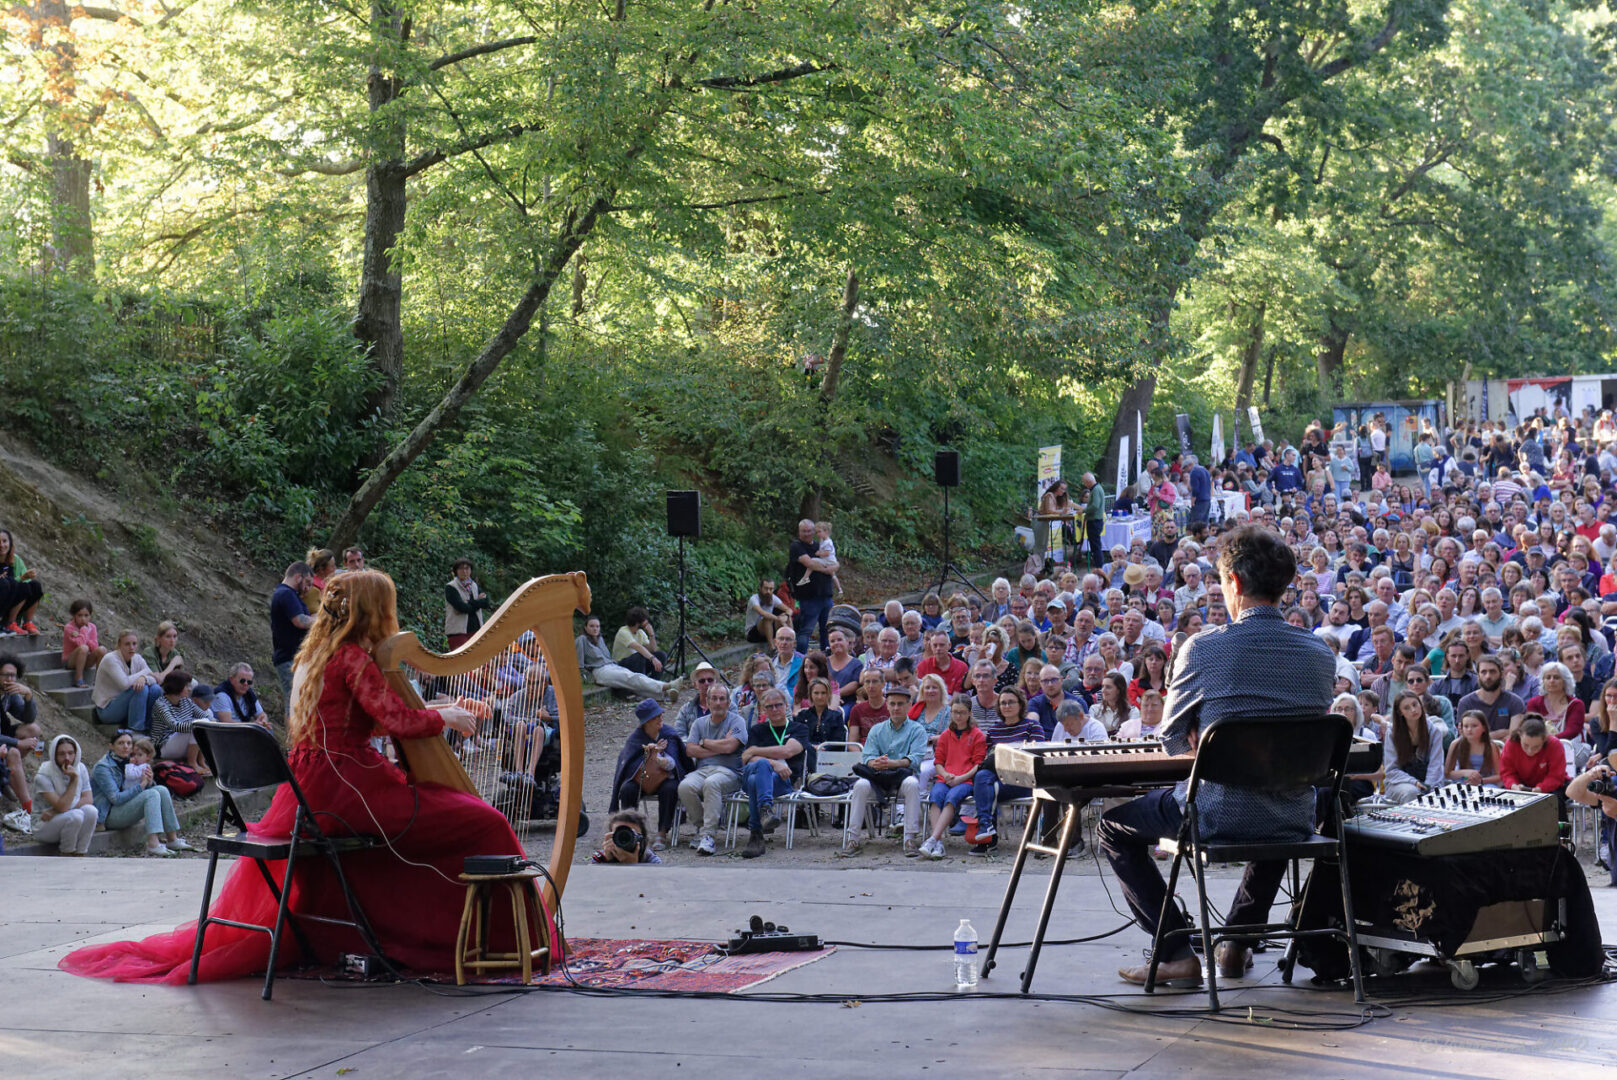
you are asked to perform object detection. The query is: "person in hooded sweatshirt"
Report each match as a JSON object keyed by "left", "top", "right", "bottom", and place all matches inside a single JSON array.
[{"left": 31, "top": 734, "right": 98, "bottom": 855}]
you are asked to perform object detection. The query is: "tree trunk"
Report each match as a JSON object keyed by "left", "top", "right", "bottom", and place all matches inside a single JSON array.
[
  {"left": 800, "top": 268, "right": 859, "bottom": 520},
  {"left": 1317, "top": 321, "right": 1348, "bottom": 399},
  {"left": 1233, "top": 301, "right": 1265, "bottom": 416},
  {"left": 1262, "top": 344, "right": 1277, "bottom": 407},
  {"left": 328, "top": 195, "right": 612, "bottom": 550},
  {"left": 353, "top": 1, "right": 409, "bottom": 431},
  {"left": 46, "top": 131, "right": 94, "bottom": 279}
]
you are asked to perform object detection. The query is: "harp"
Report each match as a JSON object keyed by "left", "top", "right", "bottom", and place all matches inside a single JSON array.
[{"left": 372, "top": 572, "right": 589, "bottom": 910}]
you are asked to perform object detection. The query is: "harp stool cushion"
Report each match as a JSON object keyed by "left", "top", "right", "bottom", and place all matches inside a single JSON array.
[{"left": 454, "top": 868, "right": 553, "bottom": 986}]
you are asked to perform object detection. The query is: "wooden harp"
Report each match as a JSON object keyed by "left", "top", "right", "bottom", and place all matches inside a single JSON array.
[{"left": 373, "top": 572, "right": 589, "bottom": 910}]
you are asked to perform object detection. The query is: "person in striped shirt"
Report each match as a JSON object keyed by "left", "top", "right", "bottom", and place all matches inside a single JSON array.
[{"left": 968, "top": 687, "right": 1046, "bottom": 855}]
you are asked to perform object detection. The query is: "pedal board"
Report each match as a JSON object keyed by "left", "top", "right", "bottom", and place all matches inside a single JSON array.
[{"left": 725, "top": 915, "right": 822, "bottom": 954}]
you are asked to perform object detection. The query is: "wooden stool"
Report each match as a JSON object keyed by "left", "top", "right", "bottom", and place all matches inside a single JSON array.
[{"left": 454, "top": 868, "right": 552, "bottom": 986}]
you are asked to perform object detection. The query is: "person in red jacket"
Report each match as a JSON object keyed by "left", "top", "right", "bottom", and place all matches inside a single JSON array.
[
  {"left": 920, "top": 695, "right": 986, "bottom": 859},
  {"left": 1500, "top": 715, "right": 1568, "bottom": 794},
  {"left": 916, "top": 629, "right": 970, "bottom": 694}
]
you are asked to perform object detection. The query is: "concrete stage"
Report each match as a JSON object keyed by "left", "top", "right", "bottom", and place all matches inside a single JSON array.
[{"left": 4, "top": 855, "right": 1617, "bottom": 1079}]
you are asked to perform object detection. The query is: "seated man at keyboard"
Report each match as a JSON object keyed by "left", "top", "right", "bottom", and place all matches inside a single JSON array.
[{"left": 1099, "top": 524, "right": 1335, "bottom": 987}]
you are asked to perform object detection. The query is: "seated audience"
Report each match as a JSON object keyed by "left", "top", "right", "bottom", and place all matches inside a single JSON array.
[
  {"left": 840, "top": 682, "right": 928, "bottom": 857},
  {"left": 739, "top": 688, "right": 810, "bottom": 859},
  {"left": 93, "top": 630, "right": 163, "bottom": 731},
  {"left": 1444, "top": 709, "right": 1502, "bottom": 786},
  {"left": 211, "top": 663, "right": 273, "bottom": 729},
  {"left": 0, "top": 529, "right": 43, "bottom": 635},
  {"left": 921, "top": 695, "right": 986, "bottom": 859},
  {"left": 608, "top": 698, "right": 686, "bottom": 852},
  {"left": 90, "top": 729, "right": 194, "bottom": 856},
  {"left": 677, "top": 684, "right": 746, "bottom": 856},
  {"left": 575, "top": 615, "right": 677, "bottom": 702},
  {"left": 613, "top": 606, "right": 669, "bottom": 679},
  {"left": 968, "top": 687, "right": 1044, "bottom": 854},
  {"left": 745, "top": 578, "right": 792, "bottom": 645},
  {"left": 145, "top": 620, "right": 185, "bottom": 684},
  {"left": 148, "top": 671, "right": 209, "bottom": 771},
  {"left": 1500, "top": 714, "right": 1568, "bottom": 794},
  {"left": 61, "top": 600, "right": 107, "bottom": 689},
  {"left": 31, "top": 735, "right": 97, "bottom": 855},
  {"left": 1383, "top": 691, "right": 1447, "bottom": 803}
]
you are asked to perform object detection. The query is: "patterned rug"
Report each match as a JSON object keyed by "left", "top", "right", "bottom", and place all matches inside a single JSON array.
[{"left": 525, "top": 937, "right": 835, "bottom": 992}]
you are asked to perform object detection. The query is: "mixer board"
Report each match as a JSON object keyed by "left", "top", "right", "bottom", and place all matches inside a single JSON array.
[{"left": 1342, "top": 786, "right": 1559, "bottom": 856}]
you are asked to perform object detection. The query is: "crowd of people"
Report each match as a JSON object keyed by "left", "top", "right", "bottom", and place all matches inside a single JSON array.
[{"left": 592, "top": 409, "right": 1617, "bottom": 875}]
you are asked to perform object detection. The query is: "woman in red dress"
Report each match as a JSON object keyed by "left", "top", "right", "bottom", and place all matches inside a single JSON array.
[{"left": 61, "top": 570, "right": 537, "bottom": 984}]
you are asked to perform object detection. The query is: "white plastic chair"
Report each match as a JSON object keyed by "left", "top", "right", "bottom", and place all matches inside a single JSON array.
[{"left": 786, "top": 742, "right": 865, "bottom": 850}]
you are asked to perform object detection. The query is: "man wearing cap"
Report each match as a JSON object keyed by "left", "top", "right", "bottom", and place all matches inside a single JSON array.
[
  {"left": 672, "top": 662, "right": 720, "bottom": 737},
  {"left": 1040, "top": 599, "right": 1076, "bottom": 660},
  {"left": 677, "top": 683, "right": 748, "bottom": 856},
  {"left": 916, "top": 628, "right": 970, "bottom": 694},
  {"left": 739, "top": 688, "right": 810, "bottom": 859},
  {"left": 839, "top": 683, "right": 929, "bottom": 857}
]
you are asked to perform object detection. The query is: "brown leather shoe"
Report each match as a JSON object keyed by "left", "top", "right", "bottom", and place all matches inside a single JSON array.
[
  {"left": 1118, "top": 955, "right": 1202, "bottom": 988},
  {"left": 1215, "top": 943, "right": 1253, "bottom": 979}
]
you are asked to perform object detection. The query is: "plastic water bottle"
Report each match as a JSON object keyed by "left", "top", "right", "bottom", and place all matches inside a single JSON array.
[{"left": 953, "top": 918, "right": 979, "bottom": 990}]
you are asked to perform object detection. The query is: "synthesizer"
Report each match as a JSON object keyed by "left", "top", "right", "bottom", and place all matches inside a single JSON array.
[
  {"left": 994, "top": 737, "right": 1381, "bottom": 792},
  {"left": 1342, "top": 786, "right": 1560, "bottom": 856}
]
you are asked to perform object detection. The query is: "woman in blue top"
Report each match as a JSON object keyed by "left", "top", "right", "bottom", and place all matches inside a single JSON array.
[{"left": 90, "top": 729, "right": 194, "bottom": 856}]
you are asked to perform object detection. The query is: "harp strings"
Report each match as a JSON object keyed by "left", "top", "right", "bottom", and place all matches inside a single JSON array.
[{"left": 401, "top": 634, "right": 552, "bottom": 826}]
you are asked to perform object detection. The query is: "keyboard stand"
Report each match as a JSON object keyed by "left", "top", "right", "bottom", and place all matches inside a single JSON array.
[{"left": 980, "top": 787, "right": 1091, "bottom": 993}]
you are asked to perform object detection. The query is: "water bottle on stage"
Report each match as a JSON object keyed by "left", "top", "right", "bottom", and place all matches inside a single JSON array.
[{"left": 954, "top": 919, "right": 979, "bottom": 990}]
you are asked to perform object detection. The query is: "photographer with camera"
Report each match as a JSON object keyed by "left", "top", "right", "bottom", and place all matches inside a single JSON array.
[
  {"left": 1568, "top": 750, "right": 1617, "bottom": 884},
  {"left": 591, "top": 809, "right": 663, "bottom": 864}
]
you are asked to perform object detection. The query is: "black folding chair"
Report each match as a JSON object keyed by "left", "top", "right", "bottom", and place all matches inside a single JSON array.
[
  {"left": 188, "top": 721, "right": 390, "bottom": 1000},
  {"left": 1145, "top": 713, "right": 1366, "bottom": 1010}
]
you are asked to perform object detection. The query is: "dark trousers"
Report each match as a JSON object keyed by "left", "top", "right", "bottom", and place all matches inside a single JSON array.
[
  {"left": 1085, "top": 522, "right": 1105, "bottom": 568},
  {"left": 620, "top": 650, "right": 668, "bottom": 678},
  {"left": 619, "top": 776, "right": 680, "bottom": 834},
  {"left": 795, "top": 594, "right": 831, "bottom": 650},
  {"left": 1097, "top": 788, "right": 1287, "bottom": 962}
]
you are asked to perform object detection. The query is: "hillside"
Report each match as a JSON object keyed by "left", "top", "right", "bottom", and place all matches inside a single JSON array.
[{"left": 0, "top": 435, "right": 278, "bottom": 752}]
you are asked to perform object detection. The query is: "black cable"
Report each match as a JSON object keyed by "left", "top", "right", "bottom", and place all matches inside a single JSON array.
[{"left": 827, "top": 920, "right": 1133, "bottom": 951}]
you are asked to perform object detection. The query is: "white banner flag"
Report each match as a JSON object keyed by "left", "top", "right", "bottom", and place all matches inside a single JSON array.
[
  {"left": 1135, "top": 411, "right": 1143, "bottom": 484},
  {"left": 1248, "top": 405, "right": 1264, "bottom": 445},
  {"left": 1211, "top": 414, "right": 1224, "bottom": 465},
  {"left": 1117, "top": 435, "right": 1131, "bottom": 499}
]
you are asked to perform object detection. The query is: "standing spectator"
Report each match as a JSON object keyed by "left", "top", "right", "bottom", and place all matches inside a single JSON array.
[
  {"left": 576, "top": 615, "right": 678, "bottom": 703},
  {"left": 788, "top": 518, "right": 835, "bottom": 650},
  {"left": 270, "top": 562, "right": 315, "bottom": 708},
  {"left": 31, "top": 735, "right": 97, "bottom": 855},
  {"left": 1079, "top": 472, "right": 1109, "bottom": 568},
  {"left": 340, "top": 546, "right": 367, "bottom": 573},
  {"left": 60, "top": 600, "right": 107, "bottom": 688},
  {"left": 738, "top": 688, "right": 810, "bottom": 859},
  {"left": 443, "top": 558, "right": 493, "bottom": 649},
  {"left": 608, "top": 698, "right": 686, "bottom": 853},
  {"left": 93, "top": 631, "right": 162, "bottom": 731},
  {"left": 678, "top": 683, "right": 746, "bottom": 856},
  {"left": 90, "top": 729, "right": 194, "bottom": 856},
  {"left": 212, "top": 663, "right": 272, "bottom": 729},
  {"left": 145, "top": 620, "right": 185, "bottom": 684},
  {"left": 613, "top": 606, "right": 669, "bottom": 679},
  {"left": 149, "top": 671, "right": 209, "bottom": 771},
  {"left": 306, "top": 549, "right": 337, "bottom": 594},
  {"left": 0, "top": 529, "right": 42, "bottom": 636},
  {"left": 1370, "top": 418, "right": 1389, "bottom": 469},
  {"left": 1186, "top": 454, "right": 1212, "bottom": 526},
  {"left": 745, "top": 577, "right": 792, "bottom": 645}
]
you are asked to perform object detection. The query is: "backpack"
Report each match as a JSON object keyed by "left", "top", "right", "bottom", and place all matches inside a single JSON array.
[
  {"left": 804, "top": 774, "right": 855, "bottom": 797},
  {"left": 152, "top": 760, "right": 206, "bottom": 799}
]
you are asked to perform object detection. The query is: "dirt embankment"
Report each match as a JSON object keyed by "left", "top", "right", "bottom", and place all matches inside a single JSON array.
[{"left": 0, "top": 435, "right": 278, "bottom": 750}]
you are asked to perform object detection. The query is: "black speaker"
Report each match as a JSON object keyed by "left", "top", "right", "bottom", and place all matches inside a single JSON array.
[
  {"left": 934, "top": 449, "right": 960, "bottom": 488},
  {"left": 667, "top": 490, "right": 701, "bottom": 538}
]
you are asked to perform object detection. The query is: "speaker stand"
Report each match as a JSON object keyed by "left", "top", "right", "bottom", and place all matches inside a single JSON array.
[
  {"left": 925, "top": 487, "right": 988, "bottom": 602},
  {"left": 670, "top": 536, "right": 721, "bottom": 682}
]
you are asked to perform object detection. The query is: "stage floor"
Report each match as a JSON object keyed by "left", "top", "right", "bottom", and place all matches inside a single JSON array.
[{"left": 4, "top": 855, "right": 1617, "bottom": 1079}]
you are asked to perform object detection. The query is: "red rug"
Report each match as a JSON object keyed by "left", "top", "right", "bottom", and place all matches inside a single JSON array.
[{"left": 527, "top": 937, "right": 834, "bottom": 992}]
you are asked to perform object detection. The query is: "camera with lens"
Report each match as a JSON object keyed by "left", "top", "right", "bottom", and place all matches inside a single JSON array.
[
  {"left": 1586, "top": 776, "right": 1616, "bottom": 798},
  {"left": 612, "top": 824, "right": 645, "bottom": 852}
]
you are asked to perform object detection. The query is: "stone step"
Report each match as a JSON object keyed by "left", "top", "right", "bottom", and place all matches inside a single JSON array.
[
  {"left": 3, "top": 784, "right": 276, "bottom": 857},
  {"left": 46, "top": 684, "right": 92, "bottom": 709},
  {"left": 31, "top": 668, "right": 73, "bottom": 692},
  {"left": 13, "top": 646, "right": 56, "bottom": 671},
  {"left": 69, "top": 704, "right": 99, "bottom": 727}
]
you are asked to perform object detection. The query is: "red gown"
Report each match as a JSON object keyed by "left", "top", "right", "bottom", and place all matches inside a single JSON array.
[{"left": 61, "top": 642, "right": 548, "bottom": 983}]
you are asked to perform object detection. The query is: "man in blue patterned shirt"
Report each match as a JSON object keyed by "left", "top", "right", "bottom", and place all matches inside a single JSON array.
[{"left": 1101, "top": 525, "right": 1335, "bottom": 987}]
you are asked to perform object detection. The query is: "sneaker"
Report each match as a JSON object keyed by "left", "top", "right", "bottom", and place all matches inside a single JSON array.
[
  {"left": 742, "top": 832, "right": 767, "bottom": 859},
  {"left": 2, "top": 623, "right": 19, "bottom": 636},
  {"left": 759, "top": 808, "right": 782, "bottom": 834},
  {"left": 927, "top": 838, "right": 946, "bottom": 860},
  {"left": 696, "top": 835, "right": 716, "bottom": 856},
  {"left": 903, "top": 835, "right": 926, "bottom": 857},
  {"left": 2, "top": 808, "right": 32, "bottom": 834},
  {"left": 19, "top": 621, "right": 38, "bottom": 636},
  {"left": 970, "top": 835, "right": 998, "bottom": 856},
  {"left": 652, "top": 835, "right": 669, "bottom": 852},
  {"left": 1600, "top": 843, "right": 1611, "bottom": 870},
  {"left": 167, "top": 837, "right": 196, "bottom": 852},
  {"left": 146, "top": 844, "right": 176, "bottom": 857},
  {"left": 835, "top": 838, "right": 864, "bottom": 858}
]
